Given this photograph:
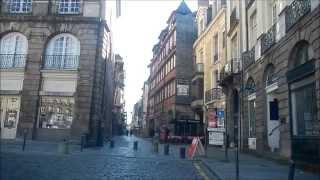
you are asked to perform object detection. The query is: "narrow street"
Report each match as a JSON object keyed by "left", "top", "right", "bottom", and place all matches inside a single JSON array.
[{"left": 1, "top": 136, "right": 210, "bottom": 180}]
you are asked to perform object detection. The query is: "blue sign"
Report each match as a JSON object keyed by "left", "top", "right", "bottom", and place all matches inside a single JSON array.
[{"left": 217, "top": 111, "right": 224, "bottom": 118}]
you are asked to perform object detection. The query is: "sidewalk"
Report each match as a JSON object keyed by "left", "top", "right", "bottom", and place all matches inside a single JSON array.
[{"left": 201, "top": 146, "right": 320, "bottom": 180}]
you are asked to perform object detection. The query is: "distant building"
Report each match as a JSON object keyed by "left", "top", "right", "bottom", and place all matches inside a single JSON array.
[
  {"left": 147, "top": 1, "right": 197, "bottom": 137},
  {"left": 0, "top": 0, "right": 116, "bottom": 146},
  {"left": 132, "top": 99, "right": 143, "bottom": 135},
  {"left": 141, "top": 81, "right": 149, "bottom": 137},
  {"left": 112, "top": 54, "right": 126, "bottom": 135}
]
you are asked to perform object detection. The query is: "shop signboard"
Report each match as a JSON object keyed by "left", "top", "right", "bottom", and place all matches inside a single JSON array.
[{"left": 208, "top": 127, "right": 225, "bottom": 146}]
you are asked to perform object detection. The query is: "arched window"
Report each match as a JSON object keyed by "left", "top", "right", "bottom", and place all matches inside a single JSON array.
[
  {"left": 265, "top": 65, "right": 277, "bottom": 87},
  {"left": 8, "top": 0, "right": 32, "bottom": 13},
  {"left": 288, "top": 41, "right": 318, "bottom": 137},
  {"left": 290, "top": 41, "right": 312, "bottom": 69},
  {"left": 0, "top": 32, "right": 28, "bottom": 68},
  {"left": 246, "top": 77, "right": 256, "bottom": 95},
  {"left": 44, "top": 33, "right": 80, "bottom": 69},
  {"left": 246, "top": 77, "right": 256, "bottom": 140}
]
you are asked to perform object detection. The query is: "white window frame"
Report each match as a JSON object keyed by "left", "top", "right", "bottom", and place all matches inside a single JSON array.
[
  {"left": 249, "top": 11, "right": 257, "bottom": 49},
  {"left": 58, "top": 0, "right": 81, "bottom": 15},
  {"left": 8, "top": 0, "right": 32, "bottom": 13}
]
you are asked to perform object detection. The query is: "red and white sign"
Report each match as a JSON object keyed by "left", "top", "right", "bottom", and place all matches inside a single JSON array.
[{"left": 187, "top": 137, "right": 205, "bottom": 159}]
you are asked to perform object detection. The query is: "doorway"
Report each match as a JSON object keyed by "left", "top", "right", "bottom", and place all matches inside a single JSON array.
[{"left": 266, "top": 94, "right": 280, "bottom": 152}]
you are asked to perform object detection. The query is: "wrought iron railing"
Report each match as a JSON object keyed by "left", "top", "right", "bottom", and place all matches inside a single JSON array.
[
  {"left": 242, "top": 47, "right": 255, "bottom": 69},
  {"left": 205, "top": 88, "right": 222, "bottom": 103},
  {"left": 285, "top": 0, "right": 311, "bottom": 32},
  {"left": 43, "top": 55, "right": 79, "bottom": 70},
  {"left": 261, "top": 23, "right": 276, "bottom": 54},
  {"left": 229, "top": 8, "right": 239, "bottom": 32},
  {"left": 0, "top": 54, "right": 27, "bottom": 69}
]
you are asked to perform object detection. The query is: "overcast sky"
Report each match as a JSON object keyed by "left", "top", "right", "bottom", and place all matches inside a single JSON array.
[{"left": 109, "top": 0, "right": 197, "bottom": 124}]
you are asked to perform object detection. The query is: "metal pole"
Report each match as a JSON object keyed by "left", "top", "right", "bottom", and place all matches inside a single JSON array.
[
  {"left": 224, "top": 132, "right": 229, "bottom": 161},
  {"left": 22, "top": 129, "right": 28, "bottom": 151}
]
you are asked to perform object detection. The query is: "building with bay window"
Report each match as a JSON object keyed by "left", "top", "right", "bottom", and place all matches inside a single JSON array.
[
  {"left": 0, "top": 0, "right": 116, "bottom": 146},
  {"left": 147, "top": 1, "right": 197, "bottom": 139},
  {"left": 219, "top": 0, "right": 320, "bottom": 164}
]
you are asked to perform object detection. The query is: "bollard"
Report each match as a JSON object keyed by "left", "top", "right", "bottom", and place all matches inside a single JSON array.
[
  {"left": 22, "top": 129, "right": 28, "bottom": 151},
  {"left": 80, "top": 134, "right": 86, "bottom": 152},
  {"left": 153, "top": 142, "right": 159, "bottom": 153},
  {"left": 288, "top": 160, "right": 295, "bottom": 180},
  {"left": 180, "top": 147, "right": 186, "bottom": 159},
  {"left": 164, "top": 144, "right": 169, "bottom": 155},
  {"left": 110, "top": 140, "right": 114, "bottom": 148},
  {"left": 133, "top": 141, "right": 138, "bottom": 150}
]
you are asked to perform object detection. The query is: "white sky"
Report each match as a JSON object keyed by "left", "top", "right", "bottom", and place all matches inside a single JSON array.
[{"left": 109, "top": 0, "right": 197, "bottom": 124}]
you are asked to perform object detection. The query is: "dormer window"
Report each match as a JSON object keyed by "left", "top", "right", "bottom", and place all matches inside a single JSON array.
[
  {"left": 58, "top": 0, "right": 81, "bottom": 14},
  {"left": 7, "top": 0, "right": 32, "bottom": 13}
]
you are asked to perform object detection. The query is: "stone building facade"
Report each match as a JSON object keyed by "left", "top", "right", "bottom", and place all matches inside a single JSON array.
[
  {"left": 192, "top": 0, "right": 227, "bottom": 146},
  {"left": 220, "top": 0, "right": 320, "bottom": 163},
  {"left": 112, "top": 54, "right": 126, "bottom": 135},
  {"left": 0, "top": 0, "right": 115, "bottom": 146},
  {"left": 147, "top": 1, "right": 197, "bottom": 137}
]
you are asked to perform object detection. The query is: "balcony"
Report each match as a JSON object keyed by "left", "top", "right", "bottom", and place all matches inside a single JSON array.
[
  {"left": 229, "top": 8, "right": 239, "bottom": 34},
  {"left": 261, "top": 23, "right": 276, "bottom": 54},
  {"left": 205, "top": 88, "right": 222, "bottom": 103},
  {"left": 0, "top": 54, "right": 26, "bottom": 69},
  {"left": 43, "top": 55, "right": 79, "bottom": 70},
  {"left": 285, "top": 0, "right": 311, "bottom": 32},
  {"left": 219, "top": 58, "right": 241, "bottom": 85},
  {"left": 242, "top": 47, "right": 255, "bottom": 69}
]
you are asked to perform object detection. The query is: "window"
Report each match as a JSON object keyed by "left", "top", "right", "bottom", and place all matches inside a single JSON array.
[
  {"left": 45, "top": 33, "right": 80, "bottom": 69},
  {"left": 173, "top": 54, "right": 176, "bottom": 68},
  {"left": 39, "top": 96, "right": 74, "bottom": 129},
  {"left": 249, "top": 11, "right": 257, "bottom": 48},
  {"left": 247, "top": 78, "right": 256, "bottom": 138},
  {"left": 0, "top": 32, "right": 28, "bottom": 68},
  {"left": 215, "top": 70, "right": 219, "bottom": 85},
  {"left": 213, "top": 34, "right": 219, "bottom": 63},
  {"left": 291, "top": 81, "right": 318, "bottom": 136},
  {"left": 8, "top": 0, "right": 32, "bottom": 13},
  {"left": 289, "top": 42, "right": 319, "bottom": 136},
  {"left": 231, "top": 34, "right": 238, "bottom": 59},
  {"left": 58, "top": 0, "right": 81, "bottom": 14},
  {"left": 222, "top": 31, "right": 226, "bottom": 48},
  {"left": 272, "top": 0, "right": 278, "bottom": 24},
  {"left": 248, "top": 99, "right": 256, "bottom": 137}
]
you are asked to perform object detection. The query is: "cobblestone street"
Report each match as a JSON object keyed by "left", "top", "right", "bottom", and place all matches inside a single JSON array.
[{"left": 0, "top": 136, "right": 204, "bottom": 180}]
